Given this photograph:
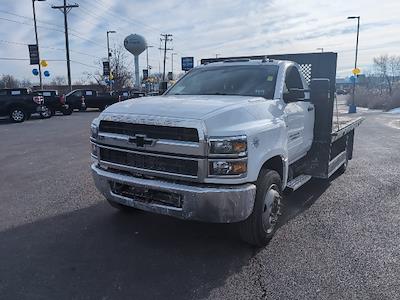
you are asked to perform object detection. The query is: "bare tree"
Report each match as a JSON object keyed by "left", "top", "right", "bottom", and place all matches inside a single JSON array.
[
  {"left": 90, "top": 45, "right": 133, "bottom": 91},
  {"left": 50, "top": 76, "right": 67, "bottom": 86},
  {"left": 0, "top": 75, "right": 20, "bottom": 89},
  {"left": 373, "top": 54, "right": 400, "bottom": 95}
]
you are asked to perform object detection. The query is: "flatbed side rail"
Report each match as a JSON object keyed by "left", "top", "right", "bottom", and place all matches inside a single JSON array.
[{"left": 331, "top": 117, "right": 364, "bottom": 142}]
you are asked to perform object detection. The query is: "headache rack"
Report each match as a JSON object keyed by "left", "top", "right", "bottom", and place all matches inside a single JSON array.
[{"left": 202, "top": 52, "right": 363, "bottom": 178}]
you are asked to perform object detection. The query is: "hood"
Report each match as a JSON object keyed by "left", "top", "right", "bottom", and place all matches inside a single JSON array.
[{"left": 103, "top": 95, "right": 258, "bottom": 120}]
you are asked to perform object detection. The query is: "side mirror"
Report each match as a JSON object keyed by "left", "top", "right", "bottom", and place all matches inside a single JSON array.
[{"left": 283, "top": 88, "right": 306, "bottom": 102}]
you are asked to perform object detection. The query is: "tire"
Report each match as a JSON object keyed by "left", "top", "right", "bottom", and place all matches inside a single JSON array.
[
  {"left": 9, "top": 107, "right": 26, "bottom": 123},
  {"left": 107, "top": 200, "right": 138, "bottom": 213},
  {"left": 239, "top": 169, "right": 283, "bottom": 247},
  {"left": 99, "top": 105, "right": 108, "bottom": 112},
  {"left": 40, "top": 106, "right": 52, "bottom": 119},
  {"left": 62, "top": 106, "right": 73, "bottom": 115}
]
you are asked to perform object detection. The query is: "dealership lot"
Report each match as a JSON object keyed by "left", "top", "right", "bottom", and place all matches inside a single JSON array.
[{"left": 0, "top": 110, "right": 399, "bottom": 299}]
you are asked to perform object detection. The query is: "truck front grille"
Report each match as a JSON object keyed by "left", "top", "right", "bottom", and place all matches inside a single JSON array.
[
  {"left": 99, "top": 121, "right": 199, "bottom": 142},
  {"left": 100, "top": 148, "right": 198, "bottom": 176}
]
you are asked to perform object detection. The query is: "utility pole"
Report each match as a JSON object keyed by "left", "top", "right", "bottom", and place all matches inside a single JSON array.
[
  {"left": 106, "top": 30, "right": 116, "bottom": 91},
  {"left": 52, "top": 1, "right": 78, "bottom": 91},
  {"left": 32, "top": 0, "right": 45, "bottom": 90},
  {"left": 159, "top": 34, "right": 173, "bottom": 81}
]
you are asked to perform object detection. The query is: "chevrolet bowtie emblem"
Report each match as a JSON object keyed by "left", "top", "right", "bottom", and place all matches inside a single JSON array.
[{"left": 128, "top": 134, "right": 156, "bottom": 147}]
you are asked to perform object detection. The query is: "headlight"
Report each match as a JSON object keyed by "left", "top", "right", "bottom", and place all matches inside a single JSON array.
[
  {"left": 91, "top": 124, "right": 98, "bottom": 139},
  {"left": 208, "top": 136, "right": 247, "bottom": 157},
  {"left": 209, "top": 160, "right": 247, "bottom": 176}
]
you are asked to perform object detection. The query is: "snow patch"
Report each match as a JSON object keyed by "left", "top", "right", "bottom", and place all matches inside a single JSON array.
[{"left": 388, "top": 107, "right": 400, "bottom": 114}]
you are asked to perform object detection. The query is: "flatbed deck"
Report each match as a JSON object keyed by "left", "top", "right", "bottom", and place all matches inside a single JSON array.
[{"left": 332, "top": 116, "right": 364, "bottom": 142}]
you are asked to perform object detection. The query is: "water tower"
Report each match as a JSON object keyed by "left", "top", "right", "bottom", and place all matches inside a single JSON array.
[{"left": 124, "top": 34, "right": 147, "bottom": 88}]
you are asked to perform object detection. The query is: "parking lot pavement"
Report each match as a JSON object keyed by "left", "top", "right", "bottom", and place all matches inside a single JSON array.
[{"left": 0, "top": 110, "right": 399, "bottom": 300}]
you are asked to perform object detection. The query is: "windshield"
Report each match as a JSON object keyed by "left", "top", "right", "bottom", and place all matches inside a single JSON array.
[{"left": 167, "top": 65, "right": 278, "bottom": 99}]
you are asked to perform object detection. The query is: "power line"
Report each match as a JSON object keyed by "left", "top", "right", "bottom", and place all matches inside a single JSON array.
[
  {"left": 78, "top": 0, "right": 162, "bottom": 34},
  {"left": 0, "top": 16, "right": 104, "bottom": 48},
  {"left": 0, "top": 57, "right": 100, "bottom": 70},
  {"left": 0, "top": 39, "right": 102, "bottom": 59}
]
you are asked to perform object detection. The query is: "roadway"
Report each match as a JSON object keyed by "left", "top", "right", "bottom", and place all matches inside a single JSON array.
[{"left": 0, "top": 108, "right": 399, "bottom": 299}]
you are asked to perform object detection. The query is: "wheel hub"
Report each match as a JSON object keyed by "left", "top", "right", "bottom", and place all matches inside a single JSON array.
[
  {"left": 262, "top": 184, "right": 281, "bottom": 234},
  {"left": 12, "top": 110, "right": 24, "bottom": 121}
]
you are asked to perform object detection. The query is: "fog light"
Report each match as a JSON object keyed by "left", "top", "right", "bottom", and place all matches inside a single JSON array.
[{"left": 91, "top": 143, "right": 98, "bottom": 157}]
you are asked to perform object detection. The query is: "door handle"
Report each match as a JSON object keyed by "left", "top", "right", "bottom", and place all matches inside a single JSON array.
[{"left": 307, "top": 106, "right": 314, "bottom": 112}]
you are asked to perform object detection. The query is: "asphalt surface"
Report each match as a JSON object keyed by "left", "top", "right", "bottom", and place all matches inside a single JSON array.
[{"left": 0, "top": 109, "right": 399, "bottom": 300}]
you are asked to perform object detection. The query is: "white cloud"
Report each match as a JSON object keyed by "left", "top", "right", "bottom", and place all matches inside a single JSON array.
[{"left": 0, "top": 0, "right": 399, "bottom": 82}]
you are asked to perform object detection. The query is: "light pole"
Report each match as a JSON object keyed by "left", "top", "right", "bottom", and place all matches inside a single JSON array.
[
  {"left": 146, "top": 45, "right": 154, "bottom": 76},
  {"left": 171, "top": 52, "right": 177, "bottom": 79},
  {"left": 316, "top": 47, "right": 324, "bottom": 52},
  {"left": 106, "top": 30, "right": 116, "bottom": 90},
  {"left": 32, "top": 0, "right": 45, "bottom": 89},
  {"left": 348, "top": 16, "right": 360, "bottom": 113},
  {"left": 215, "top": 53, "right": 221, "bottom": 58}
]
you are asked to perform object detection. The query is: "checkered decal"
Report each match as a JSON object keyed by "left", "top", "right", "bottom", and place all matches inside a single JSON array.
[{"left": 299, "top": 64, "right": 312, "bottom": 84}]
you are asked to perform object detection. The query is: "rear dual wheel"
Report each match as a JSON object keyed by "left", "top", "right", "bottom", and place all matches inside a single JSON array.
[{"left": 239, "top": 169, "right": 283, "bottom": 247}]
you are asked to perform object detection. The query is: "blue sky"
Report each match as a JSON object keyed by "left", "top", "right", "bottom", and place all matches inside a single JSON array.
[{"left": 0, "top": 0, "right": 399, "bottom": 85}]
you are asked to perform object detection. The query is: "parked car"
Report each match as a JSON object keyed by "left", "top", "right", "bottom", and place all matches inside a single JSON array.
[
  {"left": 0, "top": 88, "right": 47, "bottom": 122},
  {"left": 32, "top": 90, "right": 72, "bottom": 116},
  {"left": 90, "top": 52, "right": 363, "bottom": 246},
  {"left": 65, "top": 89, "right": 120, "bottom": 111}
]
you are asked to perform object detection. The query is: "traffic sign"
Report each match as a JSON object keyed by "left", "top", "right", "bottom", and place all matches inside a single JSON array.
[
  {"left": 352, "top": 68, "right": 361, "bottom": 75},
  {"left": 181, "top": 57, "right": 194, "bottom": 71},
  {"left": 32, "top": 68, "right": 39, "bottom": 76},
  {"left": 44, "top": 70, "right": 50, "bottom": 77},
  {"left": 103, "top": 61, "right": 110, "bottom": 76},
  {"left": 143, "top": 69, "right": 148, "bottom": 80},
  {"left": 28, "top": 44, "right": 39, "bottom": 65}
]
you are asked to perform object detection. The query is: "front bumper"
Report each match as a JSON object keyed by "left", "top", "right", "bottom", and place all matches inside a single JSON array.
[{"left": 91, "top": 163, "right": 256, "bottom": 223}]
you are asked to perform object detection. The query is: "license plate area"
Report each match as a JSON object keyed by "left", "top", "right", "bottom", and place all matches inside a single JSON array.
[{"left": 110, "top": 182, "right": 183, "bottom": 208}]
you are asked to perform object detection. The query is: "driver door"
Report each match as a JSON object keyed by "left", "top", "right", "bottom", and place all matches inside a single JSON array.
[{"left": 283, "top": 66, "right": 314, "bottom": 163}]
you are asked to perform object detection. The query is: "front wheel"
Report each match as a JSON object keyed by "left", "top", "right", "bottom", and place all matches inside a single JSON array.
[
  {"left": 10, "top": 108, "right": 26, "bottom": 123},
  {"left": 239, "top": 169, "right": 283, "bottom": 247},
  {"left": 61, "top": 106, "right": 73, "bottom": 115},
  {"left": 40, "top": 106, "right": 52, "bottom": 119}
]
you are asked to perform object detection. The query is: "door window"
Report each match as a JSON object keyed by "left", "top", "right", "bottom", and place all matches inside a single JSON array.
[
  {"left": 85, "top": 91, "right": 93, "bottom": 96},
  {"left": 73, "top": 90, "right": 82, "bottom": 97},
  {"left": 11, "top": 90, "right": 21, "bottom": 95},
  {"left": 284, "top": 66, "right": 305, "bottom": 98}
]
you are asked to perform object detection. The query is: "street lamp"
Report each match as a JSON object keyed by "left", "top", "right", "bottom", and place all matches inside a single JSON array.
[
  {"left": 146, "top": 45, "right": 154, "bottom": 76},
  {"left": 171, "top": 52, "right": 177, "bottom": 78},
  {"left": 32, "top": 0, "right": 46, "bottom": 89},
  {"left": 106, "top": 30, "right": 116, "bottom": 90},
  {"left": 347, "top": 16, "right": 360, "bottom": 114},
  {"left": 106, "top": 30, "right": 116, "bottom": 60}
]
